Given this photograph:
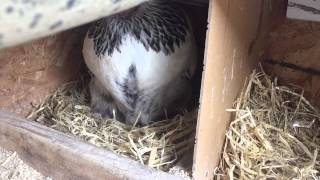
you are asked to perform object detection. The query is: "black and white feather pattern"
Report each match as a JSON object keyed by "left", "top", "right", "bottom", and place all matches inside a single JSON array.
[
  {"left": 88, "top": 1, "right": 190, "bottom": 57},
  {"left": 287, "top": 0, "right": 320, "bottom": 22},
  {"left": 82, "top": 0, "right": 198, "bottom": 125}
]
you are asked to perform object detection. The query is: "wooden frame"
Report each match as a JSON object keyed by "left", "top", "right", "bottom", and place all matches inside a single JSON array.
[
  {"left": 0, "top": 110, "right": 179, "bottom": 180},
  {"left": 193, "top": 0, "right": 285, "bottom": 179},
  {"left": 0, "top": 0, "right": 287, "bottom": 179},
  {"left": 0, "top": 0, "right": 147, "bottom": 49}
]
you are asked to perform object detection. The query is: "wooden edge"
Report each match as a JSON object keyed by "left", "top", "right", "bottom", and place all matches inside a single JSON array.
[
  {"left": 193, "top": 0, "right": 286, "bottom": 179},
  {"left": 0, "top": 0, "right": 209, "bottom": 50},
  {"left": 0, "top": 110, "right": 181, "bottom": 180},
  {"left": 0, "top": 0, "right": 147, "bottom": 49}
]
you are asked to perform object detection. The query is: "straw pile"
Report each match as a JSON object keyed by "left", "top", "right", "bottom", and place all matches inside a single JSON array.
[
  {"left": 27, "top": 80, "right": 196, "bottom": 171},
  {"left": 214, "top": 68, "right": 320, "bottom": 179}
]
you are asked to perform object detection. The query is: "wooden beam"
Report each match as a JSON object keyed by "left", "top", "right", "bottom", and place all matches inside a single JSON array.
[
  {"left": 0, "top": 0, "right": 147, "bottom": 49},
  {"left": 0, "top": 110, "right": 181, "bottom": 180}
]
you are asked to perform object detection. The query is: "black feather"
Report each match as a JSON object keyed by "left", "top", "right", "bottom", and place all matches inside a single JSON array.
[{"left": 88, "top": 0, "right": 190, "bottom": 58}]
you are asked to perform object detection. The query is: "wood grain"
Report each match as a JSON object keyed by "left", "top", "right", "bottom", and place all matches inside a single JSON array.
[
  {"left": 0, "top": 28, "right": 86, "bottom": 117},
  {"left": 264, "top": 18, "right": 320, "bottom": 108},
  {"left": 193, "top": 0, "right": 286, "bottom": 179},
  {"left": 0, "top": 110, "right": 181, "bottom": 180}
]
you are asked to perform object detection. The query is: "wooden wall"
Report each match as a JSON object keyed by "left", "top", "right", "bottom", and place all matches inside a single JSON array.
[
  {"left": 264, "top": 18, "right": 320, "bottom": 108},
  {"left": 0, "top": 27, "right": 87, "bottom": 116}
]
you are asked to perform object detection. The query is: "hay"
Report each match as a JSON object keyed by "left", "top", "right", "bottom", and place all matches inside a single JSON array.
[
  {"left": 27, "top": 80, "right": 196, "bottom": 171},
  {"left": 214, "top": 67, "right": 320, "bottom": 179}
]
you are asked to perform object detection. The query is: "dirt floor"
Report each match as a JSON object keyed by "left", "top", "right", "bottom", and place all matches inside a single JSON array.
[{"left": 0, "top": 147, "right": 51, "bottom": 180}]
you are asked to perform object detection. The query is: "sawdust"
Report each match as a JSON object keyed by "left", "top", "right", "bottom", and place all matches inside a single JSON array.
[{"left": 0, "top": 147, "right": 51, "bottom": 180}]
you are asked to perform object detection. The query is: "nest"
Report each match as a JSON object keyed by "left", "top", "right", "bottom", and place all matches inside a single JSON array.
[
  {"left": 27, "top": 80, "right": 196, "bottom": 171},
  {"left": 214, "top": 67, "right": 320, "bottom": 179}
]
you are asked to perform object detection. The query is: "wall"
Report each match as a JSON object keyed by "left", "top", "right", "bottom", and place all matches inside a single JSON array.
[
  {"left": 264, "top": 18, "right": 320, "bottom": 108},
  {"left": 0, "top": 27, "right": 87, "bottom": 116}
]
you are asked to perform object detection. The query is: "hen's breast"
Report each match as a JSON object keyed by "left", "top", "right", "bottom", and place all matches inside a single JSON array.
[
  {"left": 82, "top": 1, "right": 198, "bottom": 117},
  {"left": 83, "top": 31, "right": 197, "bottom": 95}
]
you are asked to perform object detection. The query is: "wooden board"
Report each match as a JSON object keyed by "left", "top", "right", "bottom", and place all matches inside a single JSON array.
[
  {"left": 0, "top": 0, "right": 147, "bottom": 49},
  {"left": 287, "top": 0, "right": 320, "bottom": 22},
  {"left": 263, "top": 18, "right": 320, "bottom": 108},
  {"left": 0, "top": 3, "right": 208, "bottom": 179},
  {"left": 0, "top": 28, "right": 87, "bottom": 117},
  {"left": 193, "top": 0, "right": 286, "bottom": 179},
  {"left": 0, "top": 110, "right": 180, "bottom": 180}
]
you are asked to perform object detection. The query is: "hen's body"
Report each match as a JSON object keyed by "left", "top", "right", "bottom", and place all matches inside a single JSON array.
[{"left": 82, "top": 0, "right": 197, "bottom": 125}]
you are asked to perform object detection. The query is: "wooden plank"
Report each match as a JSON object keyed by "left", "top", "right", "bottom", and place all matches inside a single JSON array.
[
  {"left": 0, "top": 0, "right": 147, "bottom": 49},
  {"left": 193, "top": 0, "right": 286, "bottom": 179},
  {"left": 0, "top": 28, "right": 86, "bottom": 117},
  {"left": 0, "top": 0, "right": 210, "bottom": 50},
  {"left": 287, "top": 0, "right": 320, "bottom": 22},
  {"left": 0, "top": 110, "right": 181, "bottom": 180},
  {"left": 263, "top": 18, "right": 320, "bottom": 109}
]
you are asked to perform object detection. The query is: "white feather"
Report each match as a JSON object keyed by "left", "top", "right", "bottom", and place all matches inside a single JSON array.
[{"left": 82, "top": 32, "right": 197, "bottom": 106}]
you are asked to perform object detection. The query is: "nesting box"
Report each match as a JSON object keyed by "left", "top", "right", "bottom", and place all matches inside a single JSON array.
[{"left": 2, "top": 0, "right": 320, "bottom": 179}]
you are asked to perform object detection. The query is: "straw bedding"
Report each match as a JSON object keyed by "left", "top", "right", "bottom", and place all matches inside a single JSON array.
[
  {"left": 27, "top": 79, "right": 197, "bottom": 172},
  {"left": 27, "top": 65, "right": 320, "bottom": 179},
  {"left": 214, "top": 67, "right": 320, "bottom": 179}
]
